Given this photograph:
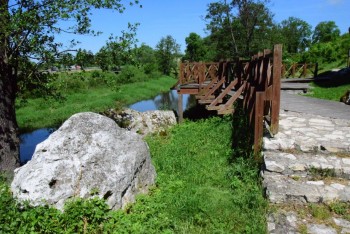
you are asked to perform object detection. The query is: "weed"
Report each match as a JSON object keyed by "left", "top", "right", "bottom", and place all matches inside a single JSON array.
[
  {"left": 309, "top": 167, "right": 337, "bottom": 180},
  {"left": 291, "top": 175, "right": 301, "bottom": 181},
  {"left": 298, "top": 224, "right": 308, "bottom": 234},
  {"left": 329, "top": 201, "right": 350, "bottom": 216},
  {"left": 309, "top": 204, "right": 331, "bottom": 220}
]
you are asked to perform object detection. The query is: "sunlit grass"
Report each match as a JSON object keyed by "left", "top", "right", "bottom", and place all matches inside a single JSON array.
[{"left": 305, "top": 82, "right": 350, "bottom": 101}]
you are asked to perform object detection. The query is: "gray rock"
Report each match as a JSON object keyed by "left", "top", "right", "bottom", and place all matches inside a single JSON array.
[
  {"left": 307, "top": 224, "right": 337, "bottom": 234},
  {"left": 103, "top": 108, "right": 176, "bottom": 137},
  {"left": 333, "top": 218, "right": 350, "bottom": 229},
  {"left": 11, "top": 112, "right": 156, "bottom": 211},
  {"left": 267, "top": 211, "right": 299, "bottom": 234}
]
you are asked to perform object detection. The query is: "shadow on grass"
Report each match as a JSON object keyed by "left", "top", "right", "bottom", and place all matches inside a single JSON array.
[
  {"left": 183, "top": 103, "right": 218, "bottom": 121},
  {"left": 315, "top": 67, "right": 350, "bottom": 87}
]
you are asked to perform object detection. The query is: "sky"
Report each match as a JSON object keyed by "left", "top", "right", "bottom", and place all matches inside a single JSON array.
[{"left": 56, "top": 0, "right": 350, "bottom": 54}]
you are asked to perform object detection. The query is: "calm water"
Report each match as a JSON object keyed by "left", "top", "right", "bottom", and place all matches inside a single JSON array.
[{"left": 19, "top": 90, "right": 196, "bottom": 164}]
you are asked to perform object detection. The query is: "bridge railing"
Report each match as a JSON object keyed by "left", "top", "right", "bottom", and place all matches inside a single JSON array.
[
  {"left": 179, "top": 62, "right": 232, "bottom": 85},
  {"left": 282, "top": 63, "right": 318, "bottom": 78},
  {"left": 176, "top": 44, "right": 283, "bottom": 156}
]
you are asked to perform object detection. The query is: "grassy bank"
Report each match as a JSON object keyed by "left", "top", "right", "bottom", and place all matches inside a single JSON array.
[
  {"left": 306, "top": 82, "right": 350, "bottom": 101},
  {"left": 16, "top": 74, "right": 176, "bottom": 131},
  {"left": 0, "top": 116, "right": 267, "bottom": 233}
]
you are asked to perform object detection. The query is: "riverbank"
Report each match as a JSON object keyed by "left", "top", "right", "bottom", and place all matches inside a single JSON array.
[{"left": 16, "top": 75, "right": 177, "bottom": 132}]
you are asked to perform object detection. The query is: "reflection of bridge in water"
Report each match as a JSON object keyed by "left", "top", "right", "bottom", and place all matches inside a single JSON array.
[
  {"left": 174, "top": 45, "right": 283, "bottom": 155},
  {"left": 129, "top": 90, "right": 197, "bottom": 115}
]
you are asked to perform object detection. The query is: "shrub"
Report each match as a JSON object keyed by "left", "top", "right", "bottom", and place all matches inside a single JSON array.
[{"left": 116, "top": 65, "right": 148, "bottom": 84}]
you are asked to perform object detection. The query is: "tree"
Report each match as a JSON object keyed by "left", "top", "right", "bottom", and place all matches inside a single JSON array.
[
  {"left": 155, "top": 35, "right": 180, "bottom": 76},
  {"left": 183, "top": 33, "right": 206, "bottom": 62},
  {"left": 75, "top": 49, "right": 95, "bottom": 68},
  {"left": 96, "top": 23, "right": 139, "bottom": 71},
  {"left": 205, "top": 0, "right": 273, "bottom": 59},
  {"left": 0, "top": 0, "right": 140, "bottom": 174},
  {"left": 280, "top": 17, "right": 312, "bottom": 54},
  {"left": 134, "top": 44, "right": 158, "bottom": 74},
  {"left": 312, "top": 21, "right": 340, "bottom": 44},
  {"left": 59, "top": 53, "right": 74, "bottom": 70}
]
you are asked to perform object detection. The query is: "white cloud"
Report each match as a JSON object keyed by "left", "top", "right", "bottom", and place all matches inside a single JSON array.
[{"left": 327, "top": 0, "right": 344, "bottom": 5}]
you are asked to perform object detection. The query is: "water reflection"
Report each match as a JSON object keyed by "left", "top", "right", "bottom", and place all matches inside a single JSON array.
[
  {"left": 129, "top": 90, "right": 197, "bottom": 113},
  {"left": 20, "top": 128, "right": 55, "bottom": 165}
]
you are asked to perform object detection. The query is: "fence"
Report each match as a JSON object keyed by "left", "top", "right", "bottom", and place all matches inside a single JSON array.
[
  {"left": 176, "top": 44, "right": 283, "bottom": 156},
  {"left": 282, "top": 63, "right": 318, "bottom": 78}
]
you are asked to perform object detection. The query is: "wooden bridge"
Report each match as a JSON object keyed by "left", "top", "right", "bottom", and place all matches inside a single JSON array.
[{"left": 175, "top": 44, "right": 283, "bottom": 155}]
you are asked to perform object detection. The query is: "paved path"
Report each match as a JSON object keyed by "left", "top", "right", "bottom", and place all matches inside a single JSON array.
[{"left": 281, "top": 92, "right": 350, "bottom": 120}]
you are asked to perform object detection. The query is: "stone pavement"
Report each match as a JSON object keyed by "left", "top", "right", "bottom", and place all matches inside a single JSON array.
[{"left": 262, "top": 92, "right": 350, "bottom": 234}]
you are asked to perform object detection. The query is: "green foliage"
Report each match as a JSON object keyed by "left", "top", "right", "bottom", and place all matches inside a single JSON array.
[
  {"left": 329, "top": 201, "right": 350, "bottom": 216},
  {"left": 75, "top": 49, "right": 95, "bottom": 68},
  {"left": 95, "top": 23, "right": 140, "bottom": 71},
  {"left": 279, "top": 17, "right": 312, "bottom": 54},
  {"left": 155, "top": 35, "right": 181, "bottom": 76},
  {"left": 204, "top": 0, "right": 274, "bottom": 58},
  {"left": 312, "top": 21, "right": 341, "bottom": 44},
  {"left": 183, "top": 33, "right": 206, "bottom": 62},
  {"left": 116, "top": 65, "right": 148, "bottom": 84}
]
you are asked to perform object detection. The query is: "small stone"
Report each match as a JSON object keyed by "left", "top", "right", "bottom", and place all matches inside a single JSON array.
[
  {"left": 265, "top": 160, "right": 285, "bottom": 173},
  {"left": 289, "top": 164, "right": 306, "bottom": 171},
  {"left": 342, "top": 158, "right": 350, "bottom": 165},
  {"left": 323, "top": 186, "right": 339, "bottom": 201},
  {"left": 286, "top": 213, "right": 298, "bottom": 228},
  {"left": 330, "top": 183, "right": 346, "bottom": 190},
  {"left": 339, "top": 187, "right": 350, "bottom": 201},
  {"left": 309, "top": 118, "right": 334, "bottom": 126},
  {"left": 333, "top": 218, "right": 350, "bottom": 229},
  {"left": 341, "top": 228, "right": 350, "bottom": 234},
  {"left": 280, "top": 153, "right": 297, "bottom": 160},
  {"left": 267, "top": 222, "right": 276, "bottom": 232},
  {"left": 307, "top": 223, "right": 337, "bottom": 234},
  {"left": 306, "top": 181, "right": 324, "bottom": 186}
]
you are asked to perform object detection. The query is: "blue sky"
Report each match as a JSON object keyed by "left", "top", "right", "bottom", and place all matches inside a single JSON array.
[{"left": 57, "top": 0, "right": 350, "bottom": 53}]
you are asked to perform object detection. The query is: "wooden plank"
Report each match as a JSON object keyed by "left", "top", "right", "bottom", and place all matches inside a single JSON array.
[
  {"left": 199, "top": 99, "right": 222, "bottom": 104},
  {"left": 218, "top": 82, "right": 246, "bottom": 111},
  {"left": 195, "top": 78, "right": 218, "bottom": 98},
  {"left": 218, "top": 108, "right": 235, "bottom": 115},
  {"left": 199, "top": 77, "right": 226, "bottom": 100},
  {"left": 207, "top": 79, "right": 238, "bottom": 108},
  {"left": 177, "top": 89, "right": 199, "bottom": 95},
  {"left": 270, "top": 44, "right": 282, "bottom": 135}
]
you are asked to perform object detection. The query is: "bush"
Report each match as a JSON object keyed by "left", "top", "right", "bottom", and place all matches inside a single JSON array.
[{"left": 116, "top": 65, "right": 148, "bottom": 84}]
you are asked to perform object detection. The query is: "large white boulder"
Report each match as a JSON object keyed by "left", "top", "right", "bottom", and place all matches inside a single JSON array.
[{"left": 11, "top": 112, "right": 156, "bottom": 210}]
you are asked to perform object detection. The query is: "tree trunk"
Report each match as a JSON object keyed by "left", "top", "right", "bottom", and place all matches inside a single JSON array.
[{"left": 0, "top": 63, "right": 20, "bottom": 177}]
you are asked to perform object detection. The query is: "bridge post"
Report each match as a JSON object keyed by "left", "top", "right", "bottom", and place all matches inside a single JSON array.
[
  {"left": 270, "top": 44, "right": 282, "bottom": 135},
  {"left": 178, "top": 93, "right": 183, "bottom": 123}
]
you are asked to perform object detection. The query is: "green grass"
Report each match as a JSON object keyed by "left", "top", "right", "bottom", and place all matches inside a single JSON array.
[
  {"left": 1, "top": 116, "right": 267, "bottom": 233},
  {"left": 305, "top": 82, "right": 350, "bottom": 101},
  {"left": 16, "top": 76, "right": 176, "bottom": 131}
]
